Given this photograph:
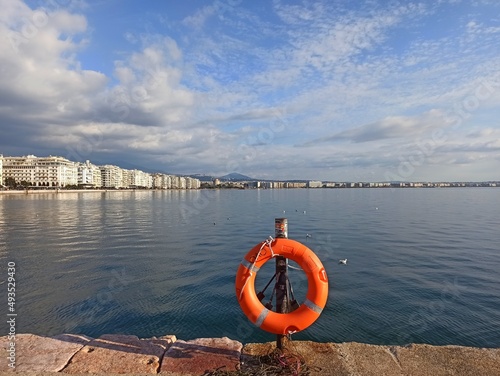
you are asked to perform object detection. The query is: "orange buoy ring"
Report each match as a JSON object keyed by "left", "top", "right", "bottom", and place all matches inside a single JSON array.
[{"left": 235, "top": 237, "right": 328, "bottom": 335}]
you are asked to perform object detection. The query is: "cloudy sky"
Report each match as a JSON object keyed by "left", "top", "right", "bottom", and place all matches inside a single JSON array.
[{"left": 1, "top": 0, "right": 499, "bottom": 181}]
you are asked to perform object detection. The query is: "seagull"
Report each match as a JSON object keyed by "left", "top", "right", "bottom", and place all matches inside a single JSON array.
[
  {"left": 339, "top": 259, "right": 347, "bottom": 265},
  {"left": 306, "top": 233, "right": 312, "bottom": 238}
]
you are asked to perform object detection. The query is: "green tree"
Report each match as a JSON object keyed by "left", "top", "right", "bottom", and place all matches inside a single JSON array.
[{"left": 5, "top": 177, "right": 16, "bottom": 188}]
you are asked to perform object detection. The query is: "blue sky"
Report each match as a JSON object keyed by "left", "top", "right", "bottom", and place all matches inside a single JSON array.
[{"left": 1, "top": 0, "right": 499, "bottom": 181}]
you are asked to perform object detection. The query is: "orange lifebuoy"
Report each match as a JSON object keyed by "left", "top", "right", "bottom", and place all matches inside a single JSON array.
[{"left": 235, "top": 238, "right": 328, "bottom": 335}]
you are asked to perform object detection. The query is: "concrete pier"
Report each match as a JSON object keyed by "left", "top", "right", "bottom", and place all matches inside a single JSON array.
[{"left": 1, "top": 333, "right": 499, "bottom": 375}]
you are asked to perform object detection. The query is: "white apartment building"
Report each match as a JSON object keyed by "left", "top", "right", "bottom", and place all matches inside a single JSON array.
[
  {"left": 100, "top": 165, "right": 123, "bottom": 188},
  {"left": 164, "top": 174, "right": 172, "bottom": 189},
  {"left": 130, "top": 169, "right": 152, "bottom": 188},
  {"left": 179, "top": 176, "right": 186, "bottom": 189},
  {"left": 121, "top": 169, "right": 132, "bottom": 188},
  {"left": 185, "top": 177, "right": 201, "bottom": 189},
  {"left": 152, "top": 173, "right": 163, "bottom": 189},
  {"left": 77, "top": 160, "right": 102, "bottom": 187},
  {"left": 159, "top": 174, "right": 174, "bottom": 189},
  {"left": 152, "top": 173, "right": 161, "bottom": 189},
  {"left": 1, "top": 155, "right": 78, "bottom": 187},
  {"left": 307, "top": 180, "right": 323, "bottom": 188},
  {"left": 0, "top": 154, "right": 3, "bottom": 186},
  {"left": 170, "top": 176, "right": 180, "bottom": 189}
]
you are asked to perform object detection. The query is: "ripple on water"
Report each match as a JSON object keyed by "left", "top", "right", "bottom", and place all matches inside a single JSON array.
[{"left": 1, "top": 189, "right": 499, "bottom": 347}]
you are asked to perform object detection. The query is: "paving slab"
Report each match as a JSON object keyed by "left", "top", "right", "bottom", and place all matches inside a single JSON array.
[
  {"left": 243, "top": 341, "right": 500, "bottom": 376},
  {"left": 396, "top": 343, "right": 500, "bottom": 376},
  {"left": 335, "top": 342, "right": 403, "bottom": 376},
  {"left": 62, "top": 334, "right": 176, "bottom": 374},
  {"left": 160, "top": 337, "right": 242, "bottom": 375},
  {"left": 242, "top": 340, "right": 350, "bottom": 376},
  {"left": 0, "top": 333, "right": 91, "bottom": 372}
]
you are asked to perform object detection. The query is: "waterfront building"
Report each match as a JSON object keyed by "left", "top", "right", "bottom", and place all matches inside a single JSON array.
[
  {"left": 1, "top": 155, "right": 78, "bottom": 187},
  {"left": 156, "top": 174, "right": 173, "bottom": 189},
  {"left": 179, "top": 176, "right": 186, "bottom": 189},
  {"left": 151, "top": 174, "right": 197, "bottom": 189},
  {"left": 0, "top": 154, "right": 3, "bottom": 186},
  {"left": 307, "top": 180, "right": 323, "bottom": 188},
  {"left": 170, "top": 176, "right": 178, "bottom": 189},
  {"left": 77, "top": 160, "right": 102, "bottom": 187},
  {"left": 152, "top": 173, "right": 163, "bottom": 189},
  {"left": 100, "top": 165, "right": 123, "bottom": 188},
  {"left": 121, "top": 169, "right": 132, "bottom": 188},
  {"left": 185, "top": 177, "right": 201, "bottom": 189},
  {"left": 129, "top": 169, "right": 152, "bottom": 188}
]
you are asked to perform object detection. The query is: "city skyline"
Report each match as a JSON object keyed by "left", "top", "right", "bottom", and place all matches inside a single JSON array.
[
  {"left": 1, "top": 1, "right": 500, "bottom": 182},
  {"left": 2, "top": 153, "right": 499, "bottom": 189}
]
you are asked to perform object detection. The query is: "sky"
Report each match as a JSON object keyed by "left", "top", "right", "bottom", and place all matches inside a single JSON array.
[{"left": 1, "top": 0, "right": 500, "bottom": 182}]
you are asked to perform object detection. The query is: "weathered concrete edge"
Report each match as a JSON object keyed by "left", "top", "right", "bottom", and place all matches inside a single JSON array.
[
  {"left": 2, "top": 333, "right": 499, "bottom": 375},
  {"left": 242, "top": 340, "right": 500, "bottom": 376}
]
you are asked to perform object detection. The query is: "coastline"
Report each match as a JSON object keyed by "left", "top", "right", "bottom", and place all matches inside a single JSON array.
[
  {"left": 1, "top": 333, "right": 499, "bottom": 375},
  {"left": 0, "top": 189, "right": 188, "bottom": 195}
]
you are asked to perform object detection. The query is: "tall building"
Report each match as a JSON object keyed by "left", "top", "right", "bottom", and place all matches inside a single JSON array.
[
  {"left": 77, "top": 160, "right": 102, "bottom": 187},
  {"left": 100, "top": 165, "right": 123, "bottom": 188},
  {"left": 1, "top": 155, "right": 78, "bottom": 187},
  {"left": 0, "top": 154, "right": 3, "bottom": 186},
  {"left": 130, "top": 169, "right": 152, "bottom": 188},
  {"left": 179, "top": 176, "right": 186, "bottom": 189},
  {"left": 121, "top": 169, "right": 132, "bottom": 188},
  {"left": 160, "top": 174, "right": 173, "bottom": 189},
  {"left": 185, "top": 177, "right": 201, "bottom": 189}
]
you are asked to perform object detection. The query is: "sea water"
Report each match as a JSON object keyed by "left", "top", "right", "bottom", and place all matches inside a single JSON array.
[{"left": 0, "top": 188, "right": 499, "bottom": 347}]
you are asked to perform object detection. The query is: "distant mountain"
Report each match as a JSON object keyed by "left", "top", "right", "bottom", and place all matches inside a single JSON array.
[
  {"left": 188, "top": 174, "right": 215, "bottom": 182},
  {"left": 218, "top": 172, "right": 256, "bottom": 181}
]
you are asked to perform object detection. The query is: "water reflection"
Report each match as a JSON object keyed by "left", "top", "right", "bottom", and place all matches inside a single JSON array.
[{"left": 0, "top": 189, "right": 499, "bottom": 347}]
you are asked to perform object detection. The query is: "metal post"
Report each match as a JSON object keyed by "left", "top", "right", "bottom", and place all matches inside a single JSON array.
[{"left": 274, "top": 218, "right": 288, "bottom": 350}]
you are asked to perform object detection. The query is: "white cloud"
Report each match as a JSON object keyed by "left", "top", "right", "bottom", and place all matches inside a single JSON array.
[
  {"left": 1, "top": 0, "right": 499, "bottom": 180},
  {"left": 182, "top": 6, "right": 215, "bottom": 29}
]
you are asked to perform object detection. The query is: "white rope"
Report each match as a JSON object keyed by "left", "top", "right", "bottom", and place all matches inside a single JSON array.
[{"left": 239, "top": 236, "right": 276, "bottom": 300}]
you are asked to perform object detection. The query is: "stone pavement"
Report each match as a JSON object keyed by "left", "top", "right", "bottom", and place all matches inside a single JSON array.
[
  {"left": 243, "top": 340, "right": 500, "bottom": 376},
  {"left": 1, "top": 333, "right": 499, "bottom": 375}
]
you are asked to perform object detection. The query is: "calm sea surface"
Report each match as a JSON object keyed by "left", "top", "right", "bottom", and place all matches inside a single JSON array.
[{"left": 1, "top": 188, "right": 499, "bottom": 347}]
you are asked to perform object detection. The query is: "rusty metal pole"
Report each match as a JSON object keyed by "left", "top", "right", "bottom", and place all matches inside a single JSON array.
[{"left": 274, "top": 218, "right": 288, "bottom": 350}]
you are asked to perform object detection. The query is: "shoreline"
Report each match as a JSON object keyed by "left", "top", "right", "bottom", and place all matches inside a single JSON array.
[
  {"left": 0, "top": 188, "right": 195, "bottom": 195},
  {"left": 1, "top": 333, "right": 499, "bottom": 374},
  {"left": 1, "top": 185, "right": 499, "bottom": 196}
]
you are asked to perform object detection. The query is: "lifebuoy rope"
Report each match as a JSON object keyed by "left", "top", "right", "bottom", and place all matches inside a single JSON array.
[{"left": 238, "top": 236, "right": 276, "bottom": 300}]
